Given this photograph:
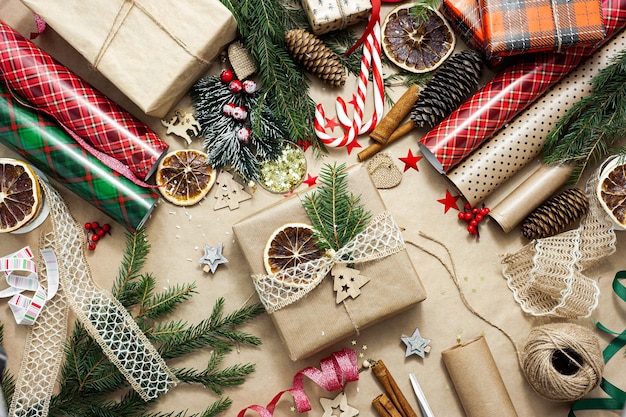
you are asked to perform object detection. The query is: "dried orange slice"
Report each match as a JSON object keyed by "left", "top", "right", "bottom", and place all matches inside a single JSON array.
[
  {"left": 156, "top": 149, "right": 216, "bottom": 206},
  {"left": 0, "top": 158, "right": 41, "bottom": 233},
  {"left": 263, "top": 223, "right": 326, "bottom": 276},
  {"left": 382, "top": 3, "right": 456, "bottom": 73},
  {"left": 597, "top": 157, "right": 626, "bottom": 228}
]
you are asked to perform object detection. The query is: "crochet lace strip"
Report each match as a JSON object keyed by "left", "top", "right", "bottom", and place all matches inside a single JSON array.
[
  {"left": 502, "top": 170, "right": 616, "bottom": 318},
  {"left": 253, "top": 211, "right": 406, "bottom": 313},
  {"left": 40, "top": 182, "right": 177, "bottom": 402}
]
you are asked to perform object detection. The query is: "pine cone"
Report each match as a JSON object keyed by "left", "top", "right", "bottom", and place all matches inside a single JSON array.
[
  {"left": 411, "top": 49, "right": 483, "bottom": 128},
  {"left": 285, "top": 28, "right": 346, "bottom": 87},
  {"left": 521, "top": 188, "right": 589, "bottom": 240}
]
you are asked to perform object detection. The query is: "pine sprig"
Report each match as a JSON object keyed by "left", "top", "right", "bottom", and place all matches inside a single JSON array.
[
  {"left": 302, "top": 163, "right": 372, "bottom": 252},
  {"left": 219, "top": 0, "right": 325, "bottom": 152},
  {"left": 2, "top": 229, "right": 264, "bottom": 416},
  {"left": 543, "top": 50, "right": 626, "bottom": 182}
]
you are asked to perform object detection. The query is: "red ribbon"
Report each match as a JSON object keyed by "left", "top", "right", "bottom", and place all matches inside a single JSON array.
[
  {"left": 345, "top": 0, "right": 404, "bottom": 56},
  {"left": 237, "top": 348, "right": 359, "bottom": 417}
]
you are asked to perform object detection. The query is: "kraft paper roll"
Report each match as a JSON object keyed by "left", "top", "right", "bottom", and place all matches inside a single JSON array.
[
  {"left": 441, "top": 336, "right": 519, "bottom": 417},
  {"left": 446, "top": 28, "right": 626, "bottom": 207},
  {"left": 489, "top": 163, "right": 574, "bottom": 233}
]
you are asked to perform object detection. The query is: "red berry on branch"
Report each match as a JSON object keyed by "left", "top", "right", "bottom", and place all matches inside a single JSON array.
[
  {"left": 91, "top": 234, "right": 99, "bottom": 242},
  {"left": 91, "top": 221, "right": 99, "bottom": 229},
  {"left": 84, "top": 222, "right": 92, "bottom": 230},
  {"left": 229, "top": 80, "right": 243, "bottom": 93},
  {"left": 467, "top": 225, "right": 477, "bottom": 235},
  {"left": 472, "top": 207, "right": 479, "bottom": 214},
  {"left": 242, "top": 79, "right": 257, "bottom": 94},
  {"left": 464, "top": 202, "right": 472, "bottom": 210},
  {"left": 220, "top": 69, "right": 234, "bottom": 83},
  {"left": 458, "top": 212, "right": 466, "bottom": 220},
  {"left": 102, "top": 223, "right": 111, "bottom": 233},
  {"left": 96, "top": 228, "right": 105, "bottom": 237},
  {"left": 481, "top": 207, "right": 491, "bottom": 215},
  {"left": 475, "top": 214, "right": 484, "bottom": 222},
  {"left": 469, "top": 219, "right": 478, "bottom": 227},
  {"left": 463, "top": 212, "right": 473, "bottom": 221},
  {"left": 88, "top": 242, "right": 96, "bottom": 251}
]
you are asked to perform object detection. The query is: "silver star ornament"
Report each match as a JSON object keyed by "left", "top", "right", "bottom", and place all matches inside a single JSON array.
[
  {"left": 401, "top": 327, "right": 431, "bottom": 358},
  {"left": 199, "top": 243, "right": 228, "bottom": 273}
]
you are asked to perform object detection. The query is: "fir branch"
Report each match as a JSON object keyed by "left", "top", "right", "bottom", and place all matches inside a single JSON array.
[
  {"left": 410, "top": 0, "right": 445, "bottom": 23},
  {"left": 112, "top": 228, "right": 150, "bottom": 306},
  {"left": 138, "top": 278, "right": 197, "bottom": 320},
  {"left": 543, "top": 50, "right": 626, "bottom": 182},
  {"left": 302, "top": 163, "right": 372, "bottom": 251}
]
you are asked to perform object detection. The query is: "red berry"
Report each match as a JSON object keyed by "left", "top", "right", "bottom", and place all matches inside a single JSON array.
[
  {"left": 88, "top": 242, "right": 96, "bottom": 250},
  {"left": 475, "top": 214, "right": 484, "bottom": 222},
  {"left": 102, "top": 223, "right": 111, "bottom": 232},
  {"left": 91, "top": 221, "right": 99, "bottom": 229},
  {"left": 85, "top": 222, "right": 92, "bottom": 230},
  {"left": 469, "top": 219, "right": 478, "bottom": 227},
  {"left": 96, "top": 228, "right": 105, "bottom": 237},
  {"left": 229, "top": 80, "right": 243, "bottom": 93},
  {"left": 463, "top": 212, "right": 473, "bottom": 221},
  {"left": 458, "top": 212, "right": 466, "bottom": 220},
  {"left": 467, "top": 225, "right": 477, "bottom": 235},
  {"left": 220, "top": 69, "right": 234, "bottom": 83},
  {"left": 481, "top": 207, "right": 491, "bottom": 215},
  {"left": 464, "top": 202, "right": 471, "bottom": 210},
  {"left": 472, "top": 207, "right": 479, "bottom": 214},
  {"left": 91, "top": 234, "right": 99, "bottom": 242}
]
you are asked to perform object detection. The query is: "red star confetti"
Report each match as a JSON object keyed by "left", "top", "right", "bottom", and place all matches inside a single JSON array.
[
  {"left": 399, "top": 149, "right": 422, "bottom": 172},
  {"left": 437, "top": 189, "right": 460, "bottom": 213},
  {"left": 296, "top": 139, "right": 311, "bottom": 153},
  {"left": 303, "top": 173, "right": 318, "bottom": 187},
  {"left": 346, "top": 138, "right": 362, "bottom": 155},
  {"left": 324, "top": 117, "right": 340, "bottom": 132}
]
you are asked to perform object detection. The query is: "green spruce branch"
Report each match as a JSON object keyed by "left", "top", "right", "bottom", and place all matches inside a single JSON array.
[
  {"left": 543, "top": 49, "right": 626, "bottom": 182},
  {"left": 302, "top": 163, "right": 372, "bottom": 252},
  {"left": 3, "top": 228, "right": 264, "bottom": 417}
]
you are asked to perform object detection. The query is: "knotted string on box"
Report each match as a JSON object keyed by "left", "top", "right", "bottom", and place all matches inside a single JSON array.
[
  {"left": 501, "top": 169, "right": 616, "bottom": 318},
  {"left": 237, "top": 348, "right": 359, "bottom": 417},
  {"left": 9, "top": 181, "right": 178, "bottom": 417},
  {"left": 252, "top": 211, "right": 405, "bottom": 313},
  {"left": 94, "top": 0, "right": 213, "bottom": 69}
]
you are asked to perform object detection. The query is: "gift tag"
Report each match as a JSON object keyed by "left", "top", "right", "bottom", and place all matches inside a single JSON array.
[{"left": 367, "top": 153, "right": 402, "bottom": 189}]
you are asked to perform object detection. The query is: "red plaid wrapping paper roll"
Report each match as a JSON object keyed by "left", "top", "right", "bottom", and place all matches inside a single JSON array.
[
  {"left": 0, "top": 20, "right": 168, "bottom": 181},
  {"left": 419, "top": 0, "right": 626, "bottom": 174},
  {"left": 482, "top": 0, "right": 606, "bottom": 57}
]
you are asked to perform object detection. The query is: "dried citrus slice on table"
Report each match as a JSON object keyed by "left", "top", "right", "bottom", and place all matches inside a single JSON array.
[
  {"left": 597, "top": 157, "right": 626, "bottom": 228},
  {"left": 382, "top": 3, "right": 456, "bottom": 73},
  {"left": 156, "top": 149, "right": 216, "bottom": 206},
  {"left": 263, "top": 223, "right": 326, "bottom": 277},
  {"left": 0, "top": 158, "right": 41, "bottom": 233}
]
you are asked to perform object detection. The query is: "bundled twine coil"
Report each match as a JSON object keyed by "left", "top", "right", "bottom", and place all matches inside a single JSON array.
[{"left": 520, "top": 322, "right": 604, "bottom": 402}]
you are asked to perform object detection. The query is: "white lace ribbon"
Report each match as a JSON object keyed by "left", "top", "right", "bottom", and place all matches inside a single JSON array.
[{"left": 253, "top": 211, "right": 405, "bottom": 313}]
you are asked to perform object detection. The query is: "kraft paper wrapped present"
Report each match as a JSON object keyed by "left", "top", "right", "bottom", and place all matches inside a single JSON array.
[
  {"left": 301, "top": 0, "right": 371, "bottom": 35},
  {"left": 481, "top": 0, "right": 606, "bottom": 57},
  {"left": 233, "top": 164, "right": 426, "bottom": 361},
  {"left": 20, "top": 0, "right": 238, "bottom": 118}
]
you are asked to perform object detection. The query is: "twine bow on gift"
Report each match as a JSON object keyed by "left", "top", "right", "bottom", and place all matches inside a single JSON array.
[{"left": 253, "top": 211, "right": 406, "bottom": 313}]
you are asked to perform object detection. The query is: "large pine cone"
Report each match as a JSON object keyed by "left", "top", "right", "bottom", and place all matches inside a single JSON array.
[
  {"left": 411, "top": 49, "right": 483, "bottom": 128},
  {"left": 285, "top": 28, "right": 346, "bottom": 87},
  {"left": 521, "top": 188, "right": 589, "bottom": 240}
]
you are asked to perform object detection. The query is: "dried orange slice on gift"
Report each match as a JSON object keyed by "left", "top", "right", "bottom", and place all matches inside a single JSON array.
[
  {"left": 382, "top": 3, "right": 456, "bottom": 73},
  {"left": 263, "top": 223, "right": 326, "bottom": 277},
  {"left": 597, "top": 157, "right": 626, "bottom": 228},
  {"left": 156, "top": 149, "right": 217, "bottom": 206},
  {"left": 0, "top": 158, "right": 41, "bottom": 233}
]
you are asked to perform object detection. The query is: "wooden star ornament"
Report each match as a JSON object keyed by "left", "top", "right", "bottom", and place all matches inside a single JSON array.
[{"left": 320, "top": 392, "right": 359, "bottom": 417}]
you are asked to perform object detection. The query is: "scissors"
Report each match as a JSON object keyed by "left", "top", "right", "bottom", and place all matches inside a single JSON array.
[{"left": 409, "top": 372, "right": 435, "bottom": 417}]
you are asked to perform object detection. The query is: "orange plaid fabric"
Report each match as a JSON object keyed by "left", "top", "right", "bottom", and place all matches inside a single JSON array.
[{"left": 482, "top": 0, "right": 606, "bottom": 56}]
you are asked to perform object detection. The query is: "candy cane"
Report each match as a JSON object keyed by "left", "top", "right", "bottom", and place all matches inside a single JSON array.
[{"left": 314, "top": 21, "right": 384, "bottom": 148}]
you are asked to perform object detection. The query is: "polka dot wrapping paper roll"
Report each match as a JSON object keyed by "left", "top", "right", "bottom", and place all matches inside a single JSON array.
[
  {"left": 445, "top": 27, "right": 626, "bottom": 208},
  {"left": 418, "top": 0, "right": 626, "bottom": 175}
]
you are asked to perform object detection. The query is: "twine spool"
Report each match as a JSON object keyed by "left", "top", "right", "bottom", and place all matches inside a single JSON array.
[{"left": 521, "top": 323, "right": 604, "bottom": 402}]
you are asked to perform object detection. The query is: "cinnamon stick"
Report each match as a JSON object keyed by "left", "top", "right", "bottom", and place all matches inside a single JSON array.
[
  {"left": 369, "top": 84, "right": 420, "bottom": 144},
  {"left": 358, "top": 120, "right": 415, "bottom": 162},
  {"left": 372, "top": 360, "right": 418, "bottom": 417},
  {"left": 373, "top": 393, "right": 404, "bottom": 417}
]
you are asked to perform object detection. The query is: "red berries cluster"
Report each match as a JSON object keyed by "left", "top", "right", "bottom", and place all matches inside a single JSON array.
[
  {"left": 458, "top": 203, "right": 490, "bottom": 237},
  {"left": 84, "top": 221, "right": 111, "bottom": 250}
]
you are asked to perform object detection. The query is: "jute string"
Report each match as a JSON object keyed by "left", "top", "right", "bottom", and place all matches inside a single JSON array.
[
  {"left": 407, "top": 232, "right": 603, "bottom": 402},
  {"left": 93, "top": 0, "right": 212, "bottom": 69}
]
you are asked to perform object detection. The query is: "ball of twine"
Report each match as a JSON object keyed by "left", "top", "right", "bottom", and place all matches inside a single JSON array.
[{"left": 521, "top": 322, "right": 604, "bottom": 402}]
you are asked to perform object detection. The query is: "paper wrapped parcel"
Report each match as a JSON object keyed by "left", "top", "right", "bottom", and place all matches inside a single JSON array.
[
  {"left": 20, "top": 0, "right": 238, "bottom": 118},
  {"left": 233, "top": 165, "right": 426, "bottom": 361},
  {"left": 301, "top": 0, "right": 371, "bottom": 35}
]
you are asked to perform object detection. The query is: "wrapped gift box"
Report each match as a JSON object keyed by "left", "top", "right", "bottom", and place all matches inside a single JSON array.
[
  {"left": 481, "top": 0, "right": 605, "bottom": 57},
  {"left": 301, "top": 0, "right": 371, "bottom": 35},
  {"left": 442, "top": 0, "right": 486, "bottom": 53},
  {"left": 20, "top": 0, "right": 238, "bottom": 118},
  {"left": 233, "top": 165, "right": 426, "bottom": 361}
]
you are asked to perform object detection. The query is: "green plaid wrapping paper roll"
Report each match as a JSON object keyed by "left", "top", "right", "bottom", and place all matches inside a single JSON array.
[{"left": 0, "top": 85, "right": 158, "bottom": 230}]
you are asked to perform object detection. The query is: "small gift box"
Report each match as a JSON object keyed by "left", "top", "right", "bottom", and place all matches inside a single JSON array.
[
  {"left": 233, "top": 165, "right": 426, "bottom": 361},
  {"left": 20, "top": 0, "right": 238, "bottom": 118},
  {"left": 481, "top": 0, "right": 606, "bottom": 57},
  {"left": 442, "top": 0, "right": 486, "bottom": 53},
  {"left": 301, "top": 0, "right": 371, "bottom": 35}
]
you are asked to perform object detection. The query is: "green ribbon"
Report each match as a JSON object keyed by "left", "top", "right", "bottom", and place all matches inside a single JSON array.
[{"left": 569, "top": 271, "right": 626, "bottom": 416}]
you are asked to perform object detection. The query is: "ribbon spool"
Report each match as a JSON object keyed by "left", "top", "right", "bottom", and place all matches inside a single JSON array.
[{"left": 521, "top": 322, "right": 604, "bottom": 402}]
